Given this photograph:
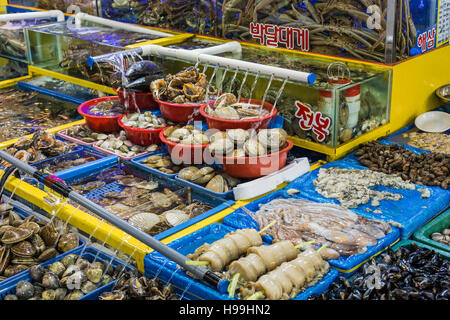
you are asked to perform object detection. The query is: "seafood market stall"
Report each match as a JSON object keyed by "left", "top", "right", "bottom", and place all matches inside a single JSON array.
[{"left": 0, "top": 0, "right": 448, "bottom": 304}]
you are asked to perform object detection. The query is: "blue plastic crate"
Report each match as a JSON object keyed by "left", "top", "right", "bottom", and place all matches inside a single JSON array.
[
  {"left": 0, "top": 246, "right": 133, "bottom": 300},
  {"left": 57, "top": 161, "right": 235, "bottom": 240},
  {"left": 222, "top": 189, "right": 401, "bottom": 274},
  {"left": 32, "top": 147, "right": 118, "bottom": 176},
  {"left": 144, "top": 222, "right": 338, "bottom": 300},
  {"left": 284, "top": 159, "right": 450, "bottom": 239}
]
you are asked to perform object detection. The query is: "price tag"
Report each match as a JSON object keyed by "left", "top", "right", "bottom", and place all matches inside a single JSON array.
[{"left": 436, "top": 0, "right": 450, "bottom": 47}]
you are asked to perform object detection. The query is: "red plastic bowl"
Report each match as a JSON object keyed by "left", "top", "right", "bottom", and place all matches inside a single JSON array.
[
  {"left": 78, "top": 96, "right": 123, "bottom": 133},
  {"left": 214, "top": 140, "right": 294, "bottom": 178},
  {"left": 115, "top": 88, "right": 158, "bottom": 113},
  {"left": 200, "top": 98, "right": 277, "bottom": 131},
  {"left": 118, "top": 114, "right": 167, "bottom": 146},
  {"left": 159, "top": 128, "right": 209, "bottom": 164},
  {"left": 156, "top": 99, "right": 208, "bottom": 123}
]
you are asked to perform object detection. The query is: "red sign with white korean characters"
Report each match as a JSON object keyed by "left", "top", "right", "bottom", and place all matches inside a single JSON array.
[
  {"left": 250, "top": 22, "right": 309, "bottom": 51},
  {"left": 417, "top": 27, "right": 437, "bottom": 54},
  {"left": 294, "top": 101, "right": 331, "bottom": 142}
]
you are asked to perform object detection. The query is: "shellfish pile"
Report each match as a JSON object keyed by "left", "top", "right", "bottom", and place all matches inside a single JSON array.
[
  {"left": 430, "top": 228, "right": 450, "bottom": 247},
  {"left": 40, "top": 157, "right": 98, "bottom": 174},
  {"left": 94, "top": 131, "right": 159, "bottom": 157},
  {"left": 141, "top": 154, "right": 185, "bottom": 175},
  {"left": 163, "top": 125, "right": 209, "bottom": 145},
  {"left": 69, "top": 166, "right": 212, "bottom": 236},
  {"left": 313, "top": 167, "right": 429, "bottom": 210},
  {"left": 310, "top": 243, "right": 449, "bottom": 300},
  {"left": 87, "top": 100, "right": 125, "bottom": 116},
  {"left": 150, "top": 66, "right": 217, "bottom": 103},
  {"left": 63, "top": 124, "right": 111, "bottom": 144},
  {"left": 204, "top": 93, "right": 270, "bottom": 120},
  {"left": 0, "top": 207, "right": 80, "bottom": 282},
  {"left": 356, "top": 141, "right": 450, "bottom": 189},
  {"left": 402, "top": 132, "right": 450, "bottom": 155},
  {"left": 3, "top": 254, "right": 122, "bottom": 300},
  {"left": 247, "top": 198, "right": 393, "bottom": 260},
  {"left": 2, "top": 130, "right": 77, "bottom": 165},
  {"left": 178, "top": 166, "right": 241, "bottom": 193},
  {"left": 120, "top": 112, "right": 171, "bottom": 129},
  {"left": 208, "top": 128, "right": 288, "bottom": 157},
  {"left": 99, "top": 270, "right": 179, "bottom": 300}
]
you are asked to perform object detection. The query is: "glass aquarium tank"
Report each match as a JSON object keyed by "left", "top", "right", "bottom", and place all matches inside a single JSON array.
[
  {"left": 98, "top": 0, "right": 447, "bottom": 63},
  {"left": 0, "top": 14, "right": 55, "bottom": 62},
  {"left": 25, "top": 20, "right": 169, "bottom": 87},
  {"left": 140, "top": 41, "right": 392, "bottom": 149},
  {"left": 7, "top": 0, "right": 100, "bottom": 15},
  {"left": 0, "top": 57, "right": 28, "bottom": 81}
]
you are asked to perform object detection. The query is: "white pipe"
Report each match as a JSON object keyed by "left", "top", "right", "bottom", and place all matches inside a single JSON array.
[
  {"left": 0, "top": 10, "right": 65, "bottom": 22},
  {"left": 74, "top": 13, "right": 173, "bottom": 38},
  {"left": 192, "top": 41, "right": 242, "bottom": 55},
  {"left": 141, "top": 44, "right": 315, "bottom": 84}
]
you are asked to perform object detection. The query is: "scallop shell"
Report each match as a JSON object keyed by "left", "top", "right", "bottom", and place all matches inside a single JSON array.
[
  {"left": 128, "top": 213, "right": 161, "bottom": 233},
  {"left": 214, "top": 93, "right": 237, "bottom": 109},
  {"left": 164, "top": 210, "right": 189, "bottom": 227}
]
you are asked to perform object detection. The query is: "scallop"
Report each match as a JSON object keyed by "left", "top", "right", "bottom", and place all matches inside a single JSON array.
[
  {"left": 214, "top": 93, "right": 237, "bottom": 109},
  {"left": 164, "top": 210, "right": 190, "bottom": 227},
  {"left": 128, "top": 213, "right": 161, "bottom": 233}
]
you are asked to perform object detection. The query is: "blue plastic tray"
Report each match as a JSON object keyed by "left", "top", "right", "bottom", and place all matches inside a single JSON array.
[
  {"left": 32, "top": 147, "right": 117, "bottom": 176},
  {"left": 57, "top": 161, "right": 234, "bottom": 240},
  {"left": 222, "top": 189, "right": 401, "bottom": 273},
  {"left": 144, "top": 222, "right": 338, "bottom": 300},
  {"left": 284, "top": 159, "right": 450, "bottom": 239},
  {"left": 0, "top": 246, "right": 132, "bottom": 300}
]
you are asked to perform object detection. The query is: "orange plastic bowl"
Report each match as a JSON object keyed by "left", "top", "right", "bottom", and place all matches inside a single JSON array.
[
  {"left": 118, "top": 114, "right": 167, "bottom": 146},
  {"left": 115, "top": 88, "right": 158, "bottom": 112},
  {"left": 77, "top": 96, "right": 123, "bottom": 133},
  {"left": 159, "top": 128, "right": 209, "bottom": 164},
  {"left": 156, "top": 99, "right": 209, "bottom": 123},
  {"left": 214, "top": 140, "right": 293, "bottom": 178},
  {"left": 200, "top": 98, "right": 277, "bottom": 131}
]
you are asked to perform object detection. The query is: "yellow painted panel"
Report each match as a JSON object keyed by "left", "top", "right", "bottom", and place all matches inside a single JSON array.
[
  {"left": 389, "top": 45, "right": 450, "bottom": 133},
  {"left": 125, "top": 34, "right": 194, "bottom": 49},
  {"left": 0, "top": 172, "right": 151, "bottom": 272},
  {"left": 0, "top": 119, "right": 85, "bottom": 149},
  {"left": 0, "top": 75, "right": 32, "bottom": 88}
]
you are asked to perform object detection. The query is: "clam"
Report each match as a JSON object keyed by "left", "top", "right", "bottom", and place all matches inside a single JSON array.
[
  {"left": 42, "top": 272, "right": 60, "bottom": 289},
  {"left": 61, "top": 254, "right": 78, "bottom": 268},
  {"left": 244, "top": 138, "right": 266, "bottom": 156},
  {"left": 42, "top": 289, "right": 56, "bottom": 300},
  {"left": 29, "top": 265, "right": 46, "bottom": 282},
  {"left": 214, "top": 93, "right": 237, "bottom": 109},
  {"left": 57, "top": 232, "right": 79, "bottom": 253},
  {"left": 213, "top": 106, "right": 240, "bottom": 120},
  {"left": 227, "top": 129, "right": 249, "bottom": 146},
  {"left": 65, "top": 289, "right": 84, "bottom": 300},
  {"left": 11, "top": 240, "right": 36, "bottom": 257},
  {"left": 4, "top": 264, "right": 28, "bottom": 277},
  {"left": 48, "top": 261, "right": 66, "bottom": 277},
  {"left": 128, "top": 213, "right": 161, "bottom": 234},
  {"left": 81, "top": 281, "right": 97, "bottom": 294},
  {"left": 30, "top": 234, "right": 46, "bottom": 254},
  {"left": 37, "top": 248, "right": 57, "bottom": 262},
  {"left": 1, "top": 227, "right": 33, "bottom": 244},
  {"left": 205, "top": 175, "right": 228, "bottom": 193},
  {"left": 62, "top": 264, "right": 80, "bottom": 278},
  {"left": 55, "top": 288, "right": 67, "bottom": 300},
  {"left": 208, "top": 138, "right": 234, "bottom": 155},
  {"left": 257, "top": 128, "right": 288, "bottom": 150},
  {"left": 0, "top": 245, "right": 10, "bottom": 274},
  {"left": 86, "top": 268, "right": 103, "bottom": 283},
  {"left": 39, "top": 223, "right": 58, "bottom": 247},
  {"left": 209, "top": 131, "right": 228, "bottom": 143},
  {"left": 15, "top": 281, "right": 34, "bottom": 300},
  {"left": 66, "top": 271, "right": 88, "bottom": 290}
]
